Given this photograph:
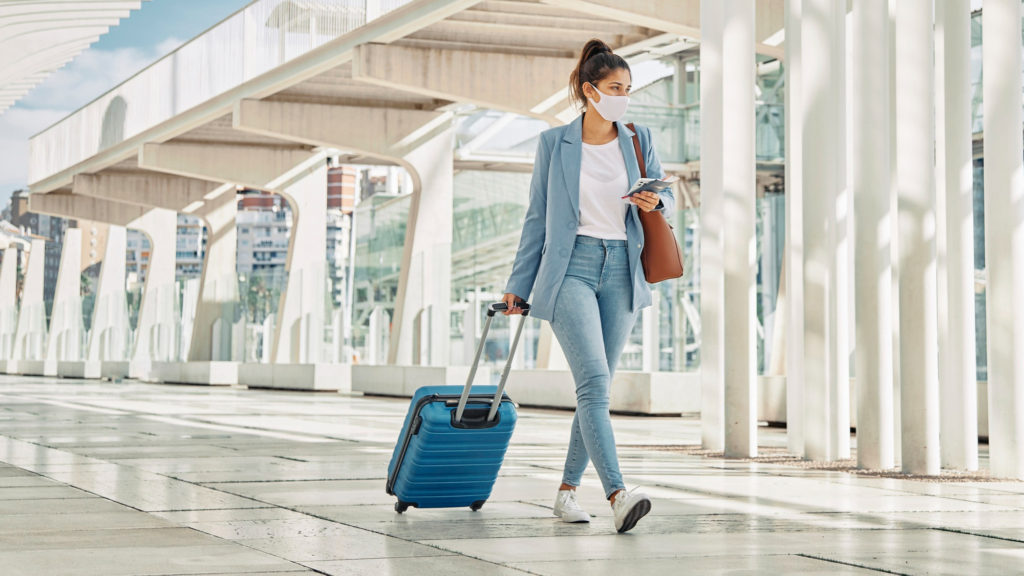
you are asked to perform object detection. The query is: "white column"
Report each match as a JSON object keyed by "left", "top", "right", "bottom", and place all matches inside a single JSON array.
[
  {"left": 895, "top": 0, "right": 940, "bottom": 476},
  {"left": 178, "top": 278, "right": 200, "bottom": 360},
  {"left": 88, "top": 226, "right": 129, "bottom": 362},
  {"left": 833, "top": 0, "right": 851, "bottom": 461},
  {"left": 46, "top": 228, "right": 84, "bottom": 372},
  {"left": 13, "top": 239, "right": 46, "bottom": 363},
  {"left": 852, "top": 0, "right": 895, "bottom": 470},
  {"left": 701, "top": 0, "right": 757, "bottom": 457},
  {"left": 983, "top": 0, "right": 1024, "bottom": 479},
  {"left": 888, "top": 0, "right": 903, "bottom": 467},
  {"left": 699, "top": 0, "right": 725, "bottom": 452},
  {"left": 784, "top": 0, "right": 805, "bottom": 456},
  {"left": 368, "top": 306, "right": 390, "bottom": 365},
  {"left": 801, "top": 0, "right": 848, "bottom": 461},
  {"left": 761, "top": 199, "right": 782, "bottom": 373},
  {"left": 641, "top": 290, "right": 659, "bottom": 372},
  {"left": 272, "top": 164, "right": 328, "bottom": 364},
  {"left": 462, "top": 298, "right": 479, "bottom": 366},
  {"left": 0, "top": 249, "right": 17, "bottom": 359},
  {"left": 936, "top": 0, "right": 978, "bottom": 471},
  {"left": 535, "top": 322, "right": 569, "bottom": 370},
  {"left": 187, "top": 189, "right": 239, "bottom": 362},
  {"left": 129, "top": 209, "right": 177, "bottom": 369},
  {"left": 722, "top": 0, "right": 758, "bottom": 458},
  {"left": 390, "top": 127, "right": 454, "bottom": 367}
]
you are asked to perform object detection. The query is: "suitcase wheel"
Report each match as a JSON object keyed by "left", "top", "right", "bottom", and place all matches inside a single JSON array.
[
  {"left": 395, "top": 501, "right": 411, "bottom": 514},
  {"left": 470, "top": 500, "right": 485, "bottom": 512}
]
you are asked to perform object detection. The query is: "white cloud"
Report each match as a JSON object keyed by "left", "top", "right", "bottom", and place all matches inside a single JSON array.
[
  {"left": 0, "top": 107, "right": 68, "bottom": 205},
  {"left": 0, "top": 37, "right": 183, "bottom": 198},
  {"left": 17, "top": 46, "right": 163, "bottom": 112}
]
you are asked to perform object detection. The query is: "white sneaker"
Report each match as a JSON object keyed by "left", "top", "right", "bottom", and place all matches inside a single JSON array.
[
  {"left": 553, "top": 489, "right": 591, "bottom": 523},
  {"left": 611, "top": 488, "right": 651, "bottom": 533}
]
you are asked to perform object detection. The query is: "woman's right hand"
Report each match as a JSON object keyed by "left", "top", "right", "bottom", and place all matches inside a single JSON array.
[{"left": 501, "top": 293, "right": 524, "bottom": 316}]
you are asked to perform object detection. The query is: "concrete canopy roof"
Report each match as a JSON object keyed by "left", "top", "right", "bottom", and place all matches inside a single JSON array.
[
  {"left": 27, "top": 0, "right": 785, "bottom": 219},
  {"left": 0, "top": 0, "right": 145, "bottom": 114}
]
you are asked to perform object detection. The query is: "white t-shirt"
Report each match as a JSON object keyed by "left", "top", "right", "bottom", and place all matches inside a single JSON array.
[{"left": 577, "top": 139, "right": 629, "bottom": 240}]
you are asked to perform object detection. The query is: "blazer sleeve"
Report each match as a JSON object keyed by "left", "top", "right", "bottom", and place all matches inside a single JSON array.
[
  {"left": 504, "top": 132, "right": 553, "bottom": 300},
  {"left": 643, "top": 125, "right": 675, "bottom": 218}
]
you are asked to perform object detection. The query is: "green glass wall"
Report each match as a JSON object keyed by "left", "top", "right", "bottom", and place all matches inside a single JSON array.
[{"left": 351, "top": 193, "right": 409, "bottom": 356}]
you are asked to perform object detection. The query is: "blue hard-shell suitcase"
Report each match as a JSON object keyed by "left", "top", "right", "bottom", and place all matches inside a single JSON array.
[{"left": 386, "top": 301, "right": 529, "bottom": 513}]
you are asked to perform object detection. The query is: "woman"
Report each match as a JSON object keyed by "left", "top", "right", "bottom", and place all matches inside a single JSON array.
[{"left": 501, "top": 38, "right": 673, "bottom": 534}]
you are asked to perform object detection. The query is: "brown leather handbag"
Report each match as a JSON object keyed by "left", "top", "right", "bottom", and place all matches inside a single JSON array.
[{"left": 627, "top": 123, "right": 685, "bottom": 283}]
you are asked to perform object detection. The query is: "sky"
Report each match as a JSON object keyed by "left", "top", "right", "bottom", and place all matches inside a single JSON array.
[{"left": 0, "top": 0, "right": 252, "bottom": 207}]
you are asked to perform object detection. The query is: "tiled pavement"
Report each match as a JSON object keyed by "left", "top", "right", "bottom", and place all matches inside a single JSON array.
[{"left": 0, "top": 376, "right": 1022, "bottom": 575}]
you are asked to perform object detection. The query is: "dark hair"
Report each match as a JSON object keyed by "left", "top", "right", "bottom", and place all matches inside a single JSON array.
[{"left": 569, "top": 39, "right": 631, "bottom": 111}]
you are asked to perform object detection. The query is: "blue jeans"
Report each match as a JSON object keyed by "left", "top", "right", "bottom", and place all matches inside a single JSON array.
[{"left": 549, "top": 235, "right": 638, "bottom": 499}]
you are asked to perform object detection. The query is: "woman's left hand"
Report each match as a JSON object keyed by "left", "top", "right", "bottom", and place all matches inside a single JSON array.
[{"left": 630, "top": 191, "right": 661, "bottom": 212}]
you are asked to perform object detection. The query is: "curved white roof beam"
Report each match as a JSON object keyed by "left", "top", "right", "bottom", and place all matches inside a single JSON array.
[
  {"left": 0, "top": 6, "right": 134, "bottom": 23},
  {"left": 0, "top": 16, "right": 130, "bottom": 38},
  {"left": 0, "top": 56, "right": 83, "bottom": 103},
  {"left": 0, "top": 0, "right": 144, "bottom": 114},
  {"left": 0, "top": 26, "right": 114, "bottom": 62},
  {"left": 0, "top": 36, "right": 104, "bottom": 86},
  {"left": 0, "top": 1, "right": 141, "bottom": 17}
]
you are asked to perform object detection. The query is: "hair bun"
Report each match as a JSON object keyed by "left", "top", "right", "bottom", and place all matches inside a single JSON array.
[{"left": 582, "top": 39, "right": 612, "bottom": 61}]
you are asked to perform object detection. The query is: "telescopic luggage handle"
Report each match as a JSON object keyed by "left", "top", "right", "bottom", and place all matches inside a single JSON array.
[{"left": 454, "top": 301, "right": 530, "bottom": 424}]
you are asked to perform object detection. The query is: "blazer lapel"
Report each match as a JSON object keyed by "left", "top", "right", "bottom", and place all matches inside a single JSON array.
[
  {"left": 617, "top": 121, "right": 642, "bottom": 228},
  {"left": 560, "top": 115, "right": 583, "bottom": 218}
]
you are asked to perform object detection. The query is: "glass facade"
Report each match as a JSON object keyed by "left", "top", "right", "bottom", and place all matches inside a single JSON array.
[
  {"left": 350, "top": 193, "right": 409, "bottom": 361},
  {"left": 965, "top": 8, "right": 1024, "bottom": 382},
  {"left": 343, "top": 64, "right": 791, "bottom": 376}
]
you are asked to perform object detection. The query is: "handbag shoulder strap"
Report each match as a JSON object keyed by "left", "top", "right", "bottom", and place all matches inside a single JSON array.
[{"left": 626, "top": 122, "right": 646, "bottom": 178}]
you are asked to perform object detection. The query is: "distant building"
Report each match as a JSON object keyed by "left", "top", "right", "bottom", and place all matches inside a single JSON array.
[
  {"left": 327, "top": 166, "right": 358, "bottom": 307},
  {"left": 326, "top": 209, "right": 351, "bottom": 307},
  {"left": 328, "top": 165, "right": 358, "bottom": 213},
  {"left": 6, "top": 191, "right": 109, "bottom": 300},
  {"left": 8, "top": 164, "right": 362, "bottom": 312},
  {"left": 361, "top": 166, "right": 404, "bottom": 201},
  {"left": 176, "top": 215, "right": 204, "bottom": 279},
  {"left": 125, "top": 230, "right": 149, "bottom": 288},
  {"left": 237, "top": 193, "right": 289, "bottom": 279},
  {"left": 126, "top": 214, "right": 206, "bottom": 288}
]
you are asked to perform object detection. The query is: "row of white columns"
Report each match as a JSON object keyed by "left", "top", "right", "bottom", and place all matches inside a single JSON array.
[
  {"left": 701, "top": 0, "right": 1024, "bottom": 477},
  {"left": 9, "top": 137, "right": 454, "bottom": 378},
  {"left": 0, "top": 217, "right": 175, "bottom": 374}
]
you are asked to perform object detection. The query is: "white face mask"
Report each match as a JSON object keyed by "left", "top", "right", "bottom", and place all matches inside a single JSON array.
[{"left": 586, "top": 82, "right": 630, "bottom": 123}]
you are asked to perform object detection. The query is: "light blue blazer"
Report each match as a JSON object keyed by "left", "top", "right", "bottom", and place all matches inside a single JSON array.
[{"left": 504, "top": 114, "right": 674, "bottom": 322}]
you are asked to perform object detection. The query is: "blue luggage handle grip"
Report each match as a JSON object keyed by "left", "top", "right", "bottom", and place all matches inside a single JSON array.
[
  {"left": 456, "top": 301, "right": 530, "bottom": 423},
  {"left": 488, "top": 302, "right": 530, "bottom": 316}
]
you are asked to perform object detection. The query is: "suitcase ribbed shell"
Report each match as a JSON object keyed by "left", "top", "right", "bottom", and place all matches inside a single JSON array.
[{"left": 387, "top": 385, "right": 517, "bottom": 510}]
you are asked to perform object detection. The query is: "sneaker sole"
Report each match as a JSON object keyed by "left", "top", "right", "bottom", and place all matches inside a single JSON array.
[
  {"left": 561, "top": 515, "right": 591, "bottom": 523},
  {"left": 616, "top": 498, "right": 651, "bottom": 533},
  {"left": 554, "top": 510, "right": 591, "bottom": 523}
]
